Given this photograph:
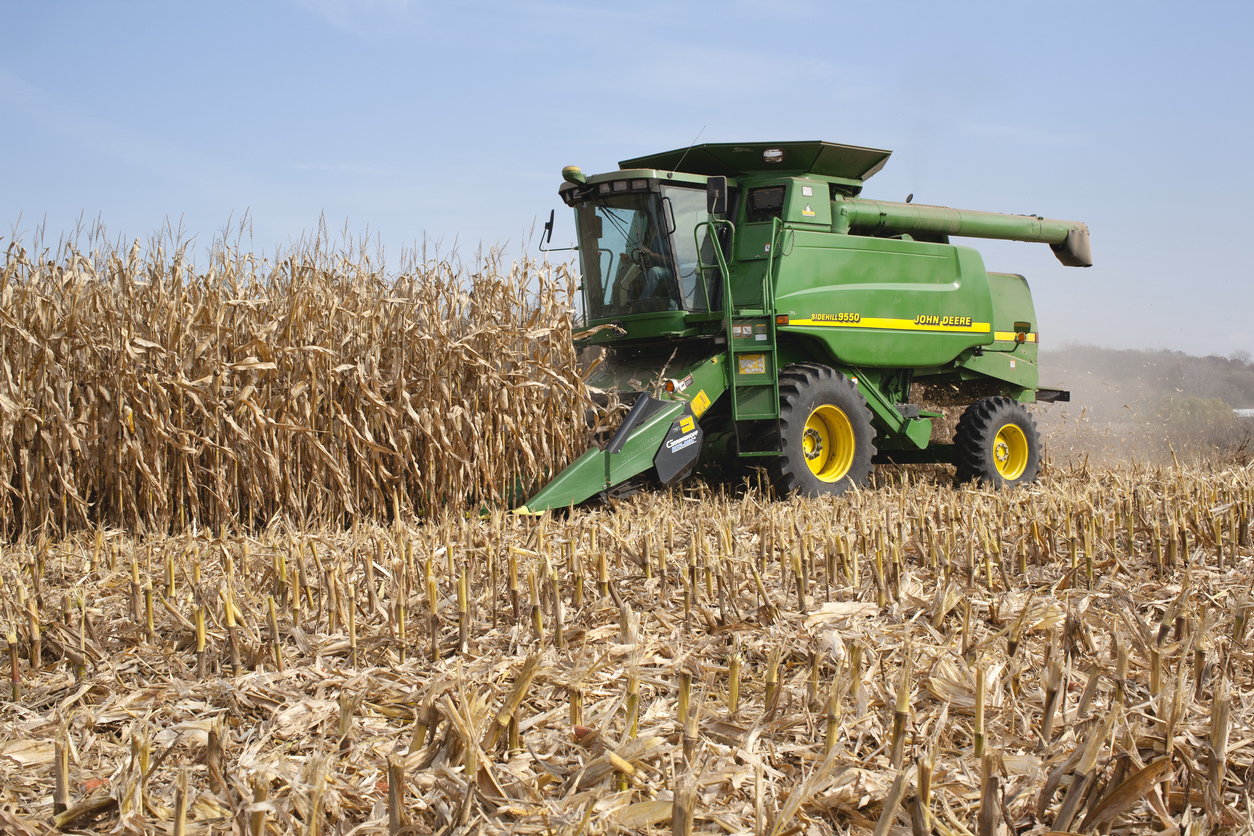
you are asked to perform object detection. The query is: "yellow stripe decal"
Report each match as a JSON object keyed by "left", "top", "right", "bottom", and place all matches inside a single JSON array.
[
  {"left": 993, "top": 331, "right": 1038, "bottom": 343},
  {"left": 791, "top": 316, "right": 991, "bottom": 334}
]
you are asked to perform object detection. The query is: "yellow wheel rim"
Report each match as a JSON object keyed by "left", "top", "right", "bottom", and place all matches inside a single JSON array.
[
  {"left": 802, "top": 404, "right": 855, "bottom": 482},
  {"left": 993, "top": 423, "right": 1029, "bottom": 480}
]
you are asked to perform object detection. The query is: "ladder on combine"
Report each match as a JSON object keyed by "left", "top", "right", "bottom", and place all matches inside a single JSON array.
[{"left": 696, "top": 216, "right": 782, "bottom": 458}]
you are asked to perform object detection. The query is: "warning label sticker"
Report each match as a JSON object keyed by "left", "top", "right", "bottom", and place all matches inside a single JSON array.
[{"left": 738, "top": 354, "right": 767, "bottom": 375}]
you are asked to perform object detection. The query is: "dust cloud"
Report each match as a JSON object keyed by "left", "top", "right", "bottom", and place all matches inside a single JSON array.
[{"left": 1035, "top": 344, "right": 1254, "bottom": 467}]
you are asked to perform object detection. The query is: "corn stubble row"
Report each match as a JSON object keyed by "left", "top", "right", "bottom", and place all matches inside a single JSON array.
[
  {"left": 0, "top": 237, "right": 607, "bottom": 537},
  {"left": 1, "top": 463, "right": 1251, "bottom": 834}
]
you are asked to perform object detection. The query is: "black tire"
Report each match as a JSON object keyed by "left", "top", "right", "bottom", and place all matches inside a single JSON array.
[
  {"left": 953, "top": 396, "right": 1041, "bottom": 487},
  {"left": 767, "top": 364, "right": 877, "bottom": 497}
]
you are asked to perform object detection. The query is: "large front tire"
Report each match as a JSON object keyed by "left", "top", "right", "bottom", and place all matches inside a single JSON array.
[
  {"left": 954, "top": 396, "right": 1041, "bottom": 487},
  {"left": 768, "top": 364, "right": 876, "bottom": 497}
]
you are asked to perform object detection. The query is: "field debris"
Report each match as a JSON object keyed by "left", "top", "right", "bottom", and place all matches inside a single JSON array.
[{"left": 1, "top": 463, "right": 1252, "bottom": 834}]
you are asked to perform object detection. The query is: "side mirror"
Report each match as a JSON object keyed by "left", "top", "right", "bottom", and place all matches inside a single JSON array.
[
  {"left": 542, "top": 209, "right": 555, "bottom": 246},
  {"left": 706, "top": 176, "right": 728, "bottom": 215},
  {"left": 538, "top": 208, "right": 579, "bottom": 253}
]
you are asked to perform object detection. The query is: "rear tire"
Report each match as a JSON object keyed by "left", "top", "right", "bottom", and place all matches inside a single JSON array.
[
  {"left": 953, "top": 396, "right": 1041, "bottom": 487},
  {"left": 768, "top": 364, "right": 876, "bottom": 497}
]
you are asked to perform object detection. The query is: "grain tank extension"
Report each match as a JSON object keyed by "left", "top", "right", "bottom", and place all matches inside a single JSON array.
[{"left": 521, "top": 141, "right": 1088, "bottom": 511}]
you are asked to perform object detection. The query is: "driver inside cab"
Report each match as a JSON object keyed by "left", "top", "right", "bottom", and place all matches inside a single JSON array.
[{"left": 613, "top": 223, "right": 676, "bottom": 309}]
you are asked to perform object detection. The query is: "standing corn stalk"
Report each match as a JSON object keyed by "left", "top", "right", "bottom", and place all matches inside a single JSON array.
[{"left": 0, "top": 234, "right": 615, "bottom": 535}]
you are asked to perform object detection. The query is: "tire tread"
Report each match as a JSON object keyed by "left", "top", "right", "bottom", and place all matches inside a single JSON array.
[
  {"left": 766, "top": 364, "right": 877, "bottom": 497},
  {"left": 953, "top": 396, "right": 1041, "bottom": 487}
]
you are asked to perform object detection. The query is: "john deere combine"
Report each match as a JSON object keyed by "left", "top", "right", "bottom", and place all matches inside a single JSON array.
[{"left": 521, "top": 141, "right": 1089, "bottom": 512}]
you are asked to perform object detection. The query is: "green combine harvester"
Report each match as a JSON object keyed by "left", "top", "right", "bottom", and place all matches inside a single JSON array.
[{"left": 521, "top": 141, "right": 1089, "bottom": 512}]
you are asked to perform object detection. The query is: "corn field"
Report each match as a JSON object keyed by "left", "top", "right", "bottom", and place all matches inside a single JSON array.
[
  {"left": 0, "top": 235, "right": 606, "bottom": 537},
  {"left": 1, "top": 463, "right": 1252, "bottom": 834}
]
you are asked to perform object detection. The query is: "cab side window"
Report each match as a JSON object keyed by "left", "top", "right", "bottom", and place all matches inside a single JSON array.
[{"left": 746, "top": 186, "right": 786, "bottom": 223}]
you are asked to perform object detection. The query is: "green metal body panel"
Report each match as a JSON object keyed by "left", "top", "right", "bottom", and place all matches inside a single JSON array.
[
  {"left": 961, "top": 350, "right": 1036, "bottom": 390},
  {"left": 517, "top": 447, "right": 605, "bottom": 513},
  {"left": 519, "top": 141, "right": 1090, "bottom": 511},
  {"left": 605, "top": 400, "right": 684, "bottom": 483},
  {"left": 520, "top": 353, "right": 730, "bottom": 511},
  {"left": 774, "top": 236, "right": 995, "bottom": 368},
  {"left": 968, "top": 271, "right": 1041, "bottom": 390},
  {"left": 517, "top": 399, "right": 683, "bottom": 512},
  {"left": 806, "top": 364, "right": 933, "bottom": 449}
]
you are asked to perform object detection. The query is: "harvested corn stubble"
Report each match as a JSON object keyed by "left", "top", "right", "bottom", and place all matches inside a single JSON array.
[{"left": 1, "top": 455, "right": 1254, "bottom": 833}]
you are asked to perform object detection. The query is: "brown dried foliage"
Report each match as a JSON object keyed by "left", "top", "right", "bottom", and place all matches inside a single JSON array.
[{"left": 0, "top": 236, "right": 609, "bottom": 536}]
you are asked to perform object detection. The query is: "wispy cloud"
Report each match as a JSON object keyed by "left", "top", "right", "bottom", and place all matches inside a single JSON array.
[{"left": 292, "top": 0, "right": 420, "bottom": 33}]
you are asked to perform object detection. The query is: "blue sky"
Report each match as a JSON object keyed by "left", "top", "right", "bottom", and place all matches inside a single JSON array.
[{"left": 2, "top": 1, "right": 1251, "bottom": 356}]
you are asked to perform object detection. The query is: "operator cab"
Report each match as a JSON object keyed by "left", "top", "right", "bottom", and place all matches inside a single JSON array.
[{"left": 561, "top": 177, "right": 731, "bottom": 323}]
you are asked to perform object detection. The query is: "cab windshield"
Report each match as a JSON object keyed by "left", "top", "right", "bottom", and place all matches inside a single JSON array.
[{"left": 574, "top": 185, "right": 722, "bottom": 320}]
